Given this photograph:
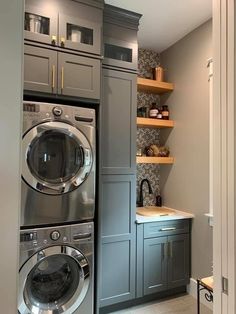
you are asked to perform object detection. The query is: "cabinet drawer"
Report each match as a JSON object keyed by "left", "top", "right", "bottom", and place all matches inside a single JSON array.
[{"left": 144, "top": 220, "right": 190, "bottom": 238}]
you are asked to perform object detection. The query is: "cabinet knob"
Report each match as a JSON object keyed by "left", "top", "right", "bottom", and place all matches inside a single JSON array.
[
  {"left": 61, "top": 37, "right": 65, "bottom": 47},
  {"left": 51, "top": 35, "right": 57, "bottom": 45}
]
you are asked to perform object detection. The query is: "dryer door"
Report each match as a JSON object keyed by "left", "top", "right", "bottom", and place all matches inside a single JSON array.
[
  {"left": 18, "top": 245, "right": 90, "bottom": 314},
  {"left": 22, "top": 121, "right": 93, "bottom": 195}
]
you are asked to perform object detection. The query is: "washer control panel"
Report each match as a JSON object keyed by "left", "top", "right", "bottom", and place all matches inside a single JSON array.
[{"left": 20, "top": 222, "right": 94, "bottom": 250}]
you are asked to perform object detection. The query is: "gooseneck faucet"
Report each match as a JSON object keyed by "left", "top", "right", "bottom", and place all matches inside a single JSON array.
[{"left": 137, "top": 179, "right": 153, "bottom": 207}]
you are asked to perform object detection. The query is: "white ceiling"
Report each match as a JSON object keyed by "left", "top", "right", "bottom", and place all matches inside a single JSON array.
[{"left": 105, "top": 0, "right": 212, "bottom": 52}]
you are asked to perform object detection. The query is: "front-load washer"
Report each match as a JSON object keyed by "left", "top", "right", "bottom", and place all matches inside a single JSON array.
[
  {"left": 18, "top": 222, "right": 94, "bottom": 314},
  {"left": 21, "top": 101, "right": 95, "bottom": 227}
]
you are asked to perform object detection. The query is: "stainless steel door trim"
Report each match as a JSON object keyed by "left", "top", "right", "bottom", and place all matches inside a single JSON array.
[
  {"left": 22, "top": 121, "right": 93, "bottom": 195},
  {"left": 18, "top": 245, "right": 90, "bottom": 314}
]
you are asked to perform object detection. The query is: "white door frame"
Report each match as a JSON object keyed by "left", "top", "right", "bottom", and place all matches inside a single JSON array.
[{"left": 213, "top": 0, "right": 235, "bottom": 313}]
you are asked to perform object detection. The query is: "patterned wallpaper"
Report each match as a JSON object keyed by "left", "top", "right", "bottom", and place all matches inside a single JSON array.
[{"left": 136, "top": 48, "right": 161, "bottom": 205}]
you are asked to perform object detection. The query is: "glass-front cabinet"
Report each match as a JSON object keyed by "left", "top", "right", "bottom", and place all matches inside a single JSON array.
[
  {"left": 103, "top": 37, "right": 138, "bottom": 71},
  {"left": 24, "top": 4, "right": 58, "bottom": 46},
  {"left": 24, "top": 0, "right": 102, "bottom": 55},
  {"left": 59, "top": 14, "right": 101, "bottom": 55}
]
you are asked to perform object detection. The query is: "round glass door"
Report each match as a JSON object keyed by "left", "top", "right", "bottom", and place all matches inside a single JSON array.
[
  {"left": 28, "top": 130, "right": 83, "bottom": 184},
  {"left": 18, "top": 246, "right": 90, "bottom": 314},
  {"left": 22, "top": 121, "right": 93, "bottom": 195}
]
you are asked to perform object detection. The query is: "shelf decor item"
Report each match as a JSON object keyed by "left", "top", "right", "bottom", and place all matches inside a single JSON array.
[
  {"left": 152, "top": 66, "right": 164, "bottom": 82},
  {"left": 145, "top": 145, "right": 170, "bottom": 157}
]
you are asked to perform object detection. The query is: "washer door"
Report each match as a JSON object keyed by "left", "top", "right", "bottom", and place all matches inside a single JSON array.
[
  {"left": 22, "top": 121, "right": 93, "bottom": 195},
  {"left": 18, "top": 246, "right": 90, "bottom": 314}
]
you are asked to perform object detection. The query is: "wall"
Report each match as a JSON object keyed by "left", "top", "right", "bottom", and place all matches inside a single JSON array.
[
  {"left": 160, "top": 20, "right": 213, "bottom": 279},
  {"left": 137, "top": 49, "right": 161, "bottom": 205},
  {"left": 0, "top": 0, "right": 23, "bottom": 312}
]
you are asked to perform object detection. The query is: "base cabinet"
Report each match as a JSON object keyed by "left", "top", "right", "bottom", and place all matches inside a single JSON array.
[
  {"left": 99, "top": 175, "right": 136, "bottom": 308},
  {"left": 143, "top": 237, "right": 168, "bottom": 295},
  {"left": 137, "top": 220, "right": 191, "bottom": 298}
]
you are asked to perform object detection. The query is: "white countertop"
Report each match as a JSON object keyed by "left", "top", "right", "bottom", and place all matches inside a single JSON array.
[{"left": 136, "top": 207, "right": 194, "bottom": 224}]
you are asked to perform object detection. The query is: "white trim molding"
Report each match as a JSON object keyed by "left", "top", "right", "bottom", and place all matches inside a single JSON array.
[{"left": 213, "top": 0, "right": 236, "bottom": 313}]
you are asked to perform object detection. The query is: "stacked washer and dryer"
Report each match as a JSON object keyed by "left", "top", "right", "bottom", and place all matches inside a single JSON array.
[{"left": 19, "top": 101, "right": 96, "bottom": 314}]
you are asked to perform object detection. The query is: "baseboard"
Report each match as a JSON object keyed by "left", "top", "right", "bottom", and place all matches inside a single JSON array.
[{"left": 187, "top": 278, "right": 213, "bottom": 310}]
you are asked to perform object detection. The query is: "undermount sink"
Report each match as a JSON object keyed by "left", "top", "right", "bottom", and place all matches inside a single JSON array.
[{"left": 136, "top": 206, "right": 176, "bottom": 217}]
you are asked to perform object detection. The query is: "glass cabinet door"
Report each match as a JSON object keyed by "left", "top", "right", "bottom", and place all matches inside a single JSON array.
[
  {"left": 24, "top": 3, "right": 58, "bottom": 46},
  {"left": 59, "top": 14, "right": 101, "bottom": 55},
  {"left": 103, "top": 37, "right": 138, "bottom": 71}
]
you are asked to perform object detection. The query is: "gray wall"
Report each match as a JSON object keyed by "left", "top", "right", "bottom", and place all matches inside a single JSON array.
[
  {"left": 0, "top": 0, "right": 23, "bottom": 312},
  {"left": 160, "top": 20, "right": 213, "bottom": 279}
]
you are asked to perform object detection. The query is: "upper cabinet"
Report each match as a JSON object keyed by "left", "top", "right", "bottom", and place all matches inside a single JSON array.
[
  {"left": 59, "top": 13, "right": 101, "bottom": 55},
  {"left": 24, "top": 45, "right": 100, "bottom": 99},
  {"left": 24, "top": 0, "right": 103, "bottom": 55},
  {"left": 24, "top": 4, "right": 58, "bottom": 46},
  {"left": 103, "top": 5, "right": 141, "bottom": 71}
]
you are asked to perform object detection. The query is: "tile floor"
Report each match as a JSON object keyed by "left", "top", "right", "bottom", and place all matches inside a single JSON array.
[{"left": 110, "top": 294, "right": 213, "bottom": 314}]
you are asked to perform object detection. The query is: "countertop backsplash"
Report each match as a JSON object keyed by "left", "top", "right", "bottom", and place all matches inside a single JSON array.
[{"left": 137, "top": 48, "right": 161, "bottom": 206}]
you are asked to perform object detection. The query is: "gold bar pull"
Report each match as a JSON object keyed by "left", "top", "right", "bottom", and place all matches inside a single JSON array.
[
  {"left": 164, "top": 242, "right": 168, "bottom": 259},
  {"left": 52, "top": 65, "right": 55, "bottom": 89},
  {"left": 168, "top": 242, "right": 173, "bottom": 258},
  {"left": 61, "top": 67, "right": 64, "bottom": 91}
]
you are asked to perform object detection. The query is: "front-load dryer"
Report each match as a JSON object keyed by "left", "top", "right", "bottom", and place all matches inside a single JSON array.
[
  {"left": 21, "top": 101, "right": 95, "bottom": 227},
  {"left": 18, "top": 222, "right": 94, "bottom": 314}
]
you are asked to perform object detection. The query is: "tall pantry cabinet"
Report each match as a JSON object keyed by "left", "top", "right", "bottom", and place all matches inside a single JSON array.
[{"left": 98, "top": 5, "right": 141, "bottom": 312}]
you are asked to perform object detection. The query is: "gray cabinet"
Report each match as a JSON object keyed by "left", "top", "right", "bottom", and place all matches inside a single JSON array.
[
  {"left": 24, "top": 45, "right": 57, "bottom": 94},
  {"left": 24, "top": 2, "right": 57, "bottom": 46},
  {"left": 24, "top": 45, "right": 100, "bottom": 99},
  {"left": 24, "top": 0, "right": 103, "bottom": 55},
  {"left": 103, "top": 37, "right": 138, "bottom": 71},
  {"left": 58, "top": 52, "right": 100, "bottom": 99},
  {"left": 167, "top": 234, "right": 190, "bottom": 289},
  {"left": 97, "top": 5, "right": 141, "bottom": 313},
  {"left": 143, "top": 237, "right": 168, "bottom": 295},
  {"left": 100, "top": 68, "right": 137, "bottom": 174},
  {"left": 99, "top": 175, "right": 136, "bottom": 307},
  {"left": 137, "top": 220, "right": 191, "bottom": 298},
  {"left": 103, "top": 5, "right": 141, "bottom": 71},
  {"left": 59, "top": 13, "right": 101, "bottom": 55}
]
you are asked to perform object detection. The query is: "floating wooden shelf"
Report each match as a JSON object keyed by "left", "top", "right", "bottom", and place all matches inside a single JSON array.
[
  {"left": 136, "top": 156, "right": 174, "bottom": 164},
  {"left": 137, "top": 77, "right": 174, "bottom": 94},
  {"left": 137, "top": 117, "right": 174, "bottom": 128}
]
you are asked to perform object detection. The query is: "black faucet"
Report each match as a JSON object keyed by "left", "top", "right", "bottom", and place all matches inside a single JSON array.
[{"left": 137, "top": 179, "right": 153, "bottom": 207}]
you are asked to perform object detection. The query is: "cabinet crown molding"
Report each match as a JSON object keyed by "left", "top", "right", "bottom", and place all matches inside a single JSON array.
[{"left": 104, "top": 4, "right": 142, "bottom": 30}]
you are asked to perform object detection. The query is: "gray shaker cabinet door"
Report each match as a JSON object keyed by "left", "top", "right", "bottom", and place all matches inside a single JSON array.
[
  {"left": 58, "top": 52, "right": 100, "bottom": 99},
  {"left": 99, "top": 175, "right": 136, "bottom": 307},
  {"left": 24, "top": 45, "right": 57, "bottom": 94},
  {"left": 143, "top": 237, "right": 168, "bottom": 295},
  {"left": 101, "top": 69, "right": 137, "bottom": 175},
  {"left": 167, "top": 234, "right": 190, "bottom": 289}
]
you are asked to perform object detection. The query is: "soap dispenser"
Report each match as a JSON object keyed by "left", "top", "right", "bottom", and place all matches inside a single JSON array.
[{"left": 156, "top": 194, "right": 162, "bottom": 207}]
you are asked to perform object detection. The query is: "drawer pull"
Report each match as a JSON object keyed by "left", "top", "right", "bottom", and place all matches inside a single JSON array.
[{"left": 159, "top": 227, "right": 176, "bottom": 231}]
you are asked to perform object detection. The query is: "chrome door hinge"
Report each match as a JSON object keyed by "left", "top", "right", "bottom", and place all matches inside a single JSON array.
[{"left": 222, "top": 276, "right": 228, "bottom": 295}]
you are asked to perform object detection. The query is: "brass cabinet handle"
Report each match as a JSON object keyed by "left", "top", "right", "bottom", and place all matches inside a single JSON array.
[
  {"left": 61, "top": 67, "right": 64, "bottom": 91},
  {"left": 159, "top": 227, "right": 176, "bottom": 232},
  {"left": 168, "top": 242, "right": 173, "bottom": 258},
  {"left": 52, "top": 65, "right": 55, "bottom": 89},
  {"left": 164, "top": 242, "right": 168, "bottom": 259}
]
